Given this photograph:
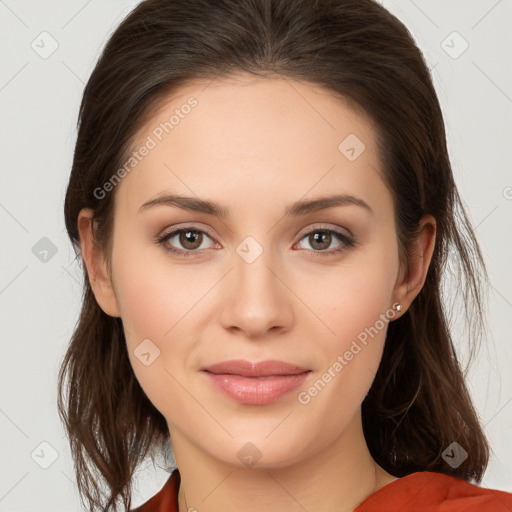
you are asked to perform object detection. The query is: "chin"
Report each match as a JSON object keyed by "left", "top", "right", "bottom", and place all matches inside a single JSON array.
[{"left": 208, "top": 434, "right": 310, "bottom": 470}]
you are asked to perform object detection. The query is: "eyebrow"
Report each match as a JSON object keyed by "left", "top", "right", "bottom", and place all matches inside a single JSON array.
[{"left": 138, "top": 193, "right": 373, "bottom": 217}]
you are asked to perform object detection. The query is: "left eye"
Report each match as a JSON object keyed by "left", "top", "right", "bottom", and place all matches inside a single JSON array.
[{"left": 295, "top": 228, "right": 355, "bottom": 253}]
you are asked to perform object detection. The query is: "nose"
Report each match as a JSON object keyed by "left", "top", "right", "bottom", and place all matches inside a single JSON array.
[{"left": 219, "top": 244, "right": 294, "bottom": 339}]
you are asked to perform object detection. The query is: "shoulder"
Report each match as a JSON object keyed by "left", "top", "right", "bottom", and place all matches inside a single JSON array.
[
  {"left": 128, "top": 469, "right": 180, "bottom": 512},
  {"left": 356, "top": 470, "right": 512, "bottom": 512}
]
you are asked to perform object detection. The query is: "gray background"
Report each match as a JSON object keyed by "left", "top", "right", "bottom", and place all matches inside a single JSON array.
[{"left": 0, "top": 0, "right": 511, "bottom": 510}]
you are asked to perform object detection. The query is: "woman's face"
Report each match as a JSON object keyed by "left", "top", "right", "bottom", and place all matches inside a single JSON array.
[{"left": 91, "top": 74, "right": 406, "bottom": 468}]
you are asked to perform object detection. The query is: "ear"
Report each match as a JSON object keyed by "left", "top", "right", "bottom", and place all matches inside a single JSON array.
[
  {"left": 393, "top": 214, "right": 436, "bottom": 316},
  {"left": 77, "top": 208, "right": 121, "bottom": 318}
]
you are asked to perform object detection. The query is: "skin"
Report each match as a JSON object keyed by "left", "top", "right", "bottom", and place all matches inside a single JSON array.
[{"left": 78, "top": 73, "right": 436, "bottom": 512}]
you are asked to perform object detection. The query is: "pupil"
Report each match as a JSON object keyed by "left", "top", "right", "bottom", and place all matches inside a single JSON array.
[
  {"left": 181, "top": 230, "right": 200, "bottom": 249},
  {"left": 312, "top": 231, "right": 330, "bottom": 250}
]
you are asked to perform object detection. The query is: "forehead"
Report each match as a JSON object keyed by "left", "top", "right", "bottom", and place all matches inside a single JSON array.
[{"left": 115, "top": 74, "right": 388, "bottom": 217}]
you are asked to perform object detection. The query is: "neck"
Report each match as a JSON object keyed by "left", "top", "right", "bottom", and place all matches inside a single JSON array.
[{"left": 172, "top": 410, "right": 396, "bottom": 512}]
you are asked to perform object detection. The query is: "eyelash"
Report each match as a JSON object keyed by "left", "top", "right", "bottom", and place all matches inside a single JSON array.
[{"left": 155, "top": 225, "right": 357, "bottom": 258}]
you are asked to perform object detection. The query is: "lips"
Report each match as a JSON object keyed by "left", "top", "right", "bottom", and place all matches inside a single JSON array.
[
  {"left": 201, "top": 359, "right": 312, "bottom": 405},
  {"left": 201, "top": 359, "right": 310, "bottom": 378}
]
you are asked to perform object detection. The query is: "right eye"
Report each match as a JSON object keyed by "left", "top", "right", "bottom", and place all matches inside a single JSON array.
[{"left": 156, "top": 226, "right": 218, "bottom": 257}]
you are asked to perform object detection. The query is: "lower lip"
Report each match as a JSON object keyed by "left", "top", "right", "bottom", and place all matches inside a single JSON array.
[{"left": 202, "top": 371, "right": 311, "bottom": 405}]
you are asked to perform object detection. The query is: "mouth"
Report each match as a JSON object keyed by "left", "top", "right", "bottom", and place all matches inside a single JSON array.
[
  {"left": 201, "top": 359, "right": 312, "bottom": 405},
  {"left": 201, "top": 359, "right": 310, "bottom": 377}
]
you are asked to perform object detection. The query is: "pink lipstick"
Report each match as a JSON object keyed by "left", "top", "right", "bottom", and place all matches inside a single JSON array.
[{"left": 201, "top": 359, "right": 311, "bottom": 405}]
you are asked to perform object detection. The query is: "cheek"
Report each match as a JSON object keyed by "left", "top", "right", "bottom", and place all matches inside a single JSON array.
[
  {"left": 111, "top": 249, "right": 213, "bottom": 397},
  {"left": 114, "top": 267, "right": 167, "bottom": 341},
  {"left": 305, "top": 239, "right": 399, "bottom": 387},
  {"left": 297, "top": 271, "right": 394, "bottom": 424},
  {"left": 311, "top": 258, "right": 398, "bottom": 344},
  {"left": 112, "top": 242, "right": 200, "bottom": 343},
  {"left": 113, "top": 258, "right": 191, "bottom": 413}
]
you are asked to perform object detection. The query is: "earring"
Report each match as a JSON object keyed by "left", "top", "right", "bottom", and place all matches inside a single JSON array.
[{"left": 395, "top": 303, "right": 402, "bottom": 312}]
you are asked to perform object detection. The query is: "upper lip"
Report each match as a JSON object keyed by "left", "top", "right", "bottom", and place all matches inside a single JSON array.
[{"left": 202, "top": 359, "right": 310, "bottom": 377}]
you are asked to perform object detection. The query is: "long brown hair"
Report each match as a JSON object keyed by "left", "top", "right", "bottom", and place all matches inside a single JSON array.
[{"left": 59, "top": 0, "right": 490, "bottom": 510}]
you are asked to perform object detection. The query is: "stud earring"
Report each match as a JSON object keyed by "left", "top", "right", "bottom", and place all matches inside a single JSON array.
[{"left": 395, "top": 303, "right": 402, "bottom": 312}]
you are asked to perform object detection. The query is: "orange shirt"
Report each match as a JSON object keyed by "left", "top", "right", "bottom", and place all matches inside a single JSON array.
[{"left": 131, "top": 468, "right": 512, "bottom": 511}]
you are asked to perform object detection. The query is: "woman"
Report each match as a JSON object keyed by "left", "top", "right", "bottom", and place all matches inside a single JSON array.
[{"left": 58, "top": 0, "right": 512, "bottom": 510}]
